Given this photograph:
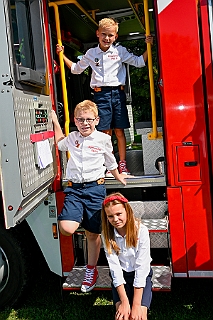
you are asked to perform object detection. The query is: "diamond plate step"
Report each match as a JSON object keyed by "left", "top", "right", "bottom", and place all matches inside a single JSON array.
[
  {"left": 62, "top": 265, "right": 171, "bottom": 291},
  {"left": 130, "top": 201, "right": 168, "bottom": 219},
  {"left": 129, "top": 201, "right": 169, "bottom": 249},
  {"left": 105, "top": 175, "right": 166, "bottom": 189},
  {"left": 74, "top": 218, "right": 169, "bottom": 251},
  {"left": 63, "top": 266, "right": 111, "bottom": 290},
  {"left": 144, "top": 218, "right": 169, "bottom": 249},
  {"left": 143, "top": 218, "right": 168, "bottom": 231}
]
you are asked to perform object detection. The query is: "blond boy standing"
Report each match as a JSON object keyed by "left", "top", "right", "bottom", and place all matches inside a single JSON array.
[{"left": 56, "top": 18, "right": 153, "bottom": 176}]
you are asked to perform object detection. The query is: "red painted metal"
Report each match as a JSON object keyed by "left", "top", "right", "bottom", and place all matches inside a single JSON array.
[
  {"left": 199, "top": 0, "right": 213, "bottom": 176},
  {"left": 55, "top": 191, "right": 75, "bottom": 273},
  {"left": 167, "top": 187, "right": 187, "bottom": 274},
  {"left": 42, "top": 0, "right": 62, "bottom": 192},
  {"left": 155, "top": 0, "right": 213, "bottom": 273},
  {"left": 43, "top": 0, "right": 74, "bottom": 274},
  {"left": 172, "top": 143, "right": 202, "bottom": 185}
]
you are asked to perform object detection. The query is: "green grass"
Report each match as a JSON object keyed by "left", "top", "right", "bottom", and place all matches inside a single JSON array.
[
  {"left": 0, "top": 272, "right": 213, "bottom": 320},
  {"left": 133, "top": 134, "right": 142, "bottom": 144}
]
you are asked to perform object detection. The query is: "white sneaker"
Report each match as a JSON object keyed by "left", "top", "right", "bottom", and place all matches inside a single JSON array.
[{"left": 105, "top": 170, "right": 114, "bottom": 178}]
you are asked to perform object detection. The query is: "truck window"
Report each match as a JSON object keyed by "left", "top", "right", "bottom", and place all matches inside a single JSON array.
[{"left": 10, "top": 0, "right": 46, "bottom": 88}]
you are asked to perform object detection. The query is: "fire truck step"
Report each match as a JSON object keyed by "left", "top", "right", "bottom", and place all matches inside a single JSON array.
[
  {"left": 146, "top": 218, "right": 169, "bottom": 249},
  {"left": 62, "top": 265, "right": 171, "bottom": 291},
  {"left": 143, "top": 218, "right": 168, "bottom": 231},
  {"left": 130, "top": 201, "right": 168, "bottom": 220},
  {"left": 104, "top": 175, "right": 166, "bottom": 189}
]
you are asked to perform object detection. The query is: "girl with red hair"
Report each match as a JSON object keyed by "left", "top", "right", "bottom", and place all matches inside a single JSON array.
[{"left": 102, "top": 192, "right": 152, "bottom": 320}]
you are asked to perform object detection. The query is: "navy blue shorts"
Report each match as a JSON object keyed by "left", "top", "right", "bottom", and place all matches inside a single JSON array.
[
  {"left": 93, "top": 87, "right": 130, "bottom": 130},
  {"left": 57, "top": 182, "right": 106, "bottom": 234},
  {"left": 111, "top": 268, "right": 153, "bottom": 308}
]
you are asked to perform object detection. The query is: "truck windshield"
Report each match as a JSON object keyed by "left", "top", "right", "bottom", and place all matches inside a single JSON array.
[
  {"left": 11, "top": 0, "right": 35, "bottom": 68},
  {"left": 10, "top": 0, "right": 46, "bottom": 87}
]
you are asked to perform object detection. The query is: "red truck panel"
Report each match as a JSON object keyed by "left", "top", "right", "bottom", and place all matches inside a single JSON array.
[{"left": 155, "top": 0, "right": 213, "bottom": 273}]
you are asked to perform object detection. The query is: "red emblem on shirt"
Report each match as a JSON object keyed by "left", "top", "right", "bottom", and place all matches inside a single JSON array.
[
  {"left": 88, "top": 146, "right": 101, "bottom": 153},
  {"left": 75, "top": 140, "right": 80, "bottom": 148},
  {"left": 108, "top": 54, "right": 118, "bottom": 60}
]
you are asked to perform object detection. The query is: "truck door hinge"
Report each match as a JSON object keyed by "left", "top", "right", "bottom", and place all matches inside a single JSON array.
[
  {"left": 158, "top": 79, "right": 163, "bottom": 87},
  {"left": 3, "top": 78, "right": 13, "bottom": 86}
]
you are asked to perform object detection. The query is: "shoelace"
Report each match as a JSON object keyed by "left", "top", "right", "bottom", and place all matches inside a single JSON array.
[{"left": 83, "top": 267, "right": 95, "bottom": 284}]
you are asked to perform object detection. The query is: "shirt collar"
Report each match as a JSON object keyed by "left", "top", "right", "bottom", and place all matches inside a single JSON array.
[
  {"left": 78, "top": 129, "right": 97, "bottom": 139},
  {"left": 114, "top": 228, "right": 126, "bottom": 238},
  {"left": 96, "top": 44, "right": 115, "bottom": 54}
]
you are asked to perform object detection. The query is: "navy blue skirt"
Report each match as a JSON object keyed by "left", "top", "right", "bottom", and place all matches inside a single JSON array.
[{"left": 111, "top": 267, "right": 153, "bottom": 308}]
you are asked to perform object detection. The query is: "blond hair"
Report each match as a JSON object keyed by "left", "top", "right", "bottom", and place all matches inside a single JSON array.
[
  {"left": 101, "top": 192, "right": 139, "bottom": 255},
  {"left": 74, "top": 100, "right": 98, "bottom": 118},
  {"left": 98, "top": 18, "right": 119, "bottom": 33}
]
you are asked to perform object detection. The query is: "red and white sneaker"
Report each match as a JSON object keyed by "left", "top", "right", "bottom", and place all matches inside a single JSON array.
[
  {"left": 81, "top": 265, "right": 98, "bottom": 293},
  {"left": 118, "top": 160, "right": 131, "bottom": 175},
  {"left": 105, "top": 170, "right": 114, "bottom": 178}
]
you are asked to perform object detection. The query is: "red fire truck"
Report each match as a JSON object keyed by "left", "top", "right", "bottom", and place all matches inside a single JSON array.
[{"left": 1, "top": 0, "right": 213, "bottom": 309}]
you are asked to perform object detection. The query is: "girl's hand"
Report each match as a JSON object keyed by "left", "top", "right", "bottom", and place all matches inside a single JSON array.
[
  {"left": 130, "top": 305, "right": 142, "bottom": 320},
  {"left": 56, "top": 44, "right": 64, "bottom": 55},
  {"left": 116, "top": 301, "right": 131, "bottom": 320},
  {"left": 130, "top": 305, "right": 147, "bottom": 320}
]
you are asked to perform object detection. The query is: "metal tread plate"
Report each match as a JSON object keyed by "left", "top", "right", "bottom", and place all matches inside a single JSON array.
[
  {"left": 62, "top": 265, "right": 171, "bottom": 291},
  {"left": 105, "top": 175, "right": 166, "bottom": 189},
  {"left": 62, "top": 175, "right": 166, "bottom": 190},
  {"left": 143, "top": 218, "right": 168, "bottom": 231},
  {"left": 130, "top": 201, "right": 168, "bottom": 220},
  {"left": 63, "top": 266, "right": 111, "bottom": 290}
]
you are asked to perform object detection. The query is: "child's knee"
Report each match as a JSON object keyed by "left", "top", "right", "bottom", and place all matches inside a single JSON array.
[
  {"left": 58, "top": 220, "right": 79, "bottom": 236},
  {"left": 114, "top": 128, "right": 125, "bottom": 138},
  {"left": 85, "top": 231, "right": 100, "bottom": 241}
]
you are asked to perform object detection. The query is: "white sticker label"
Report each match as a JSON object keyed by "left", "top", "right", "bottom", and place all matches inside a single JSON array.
[{"left": 157, "top": 0, "right": 173, "bottom": 14}]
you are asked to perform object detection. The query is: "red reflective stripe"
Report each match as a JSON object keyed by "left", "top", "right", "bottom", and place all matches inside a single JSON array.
[{"left": 30, "top": 130, "right": 55, "bottom": 143}]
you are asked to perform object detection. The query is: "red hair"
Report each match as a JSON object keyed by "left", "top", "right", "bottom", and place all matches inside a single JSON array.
[{"left": 102, "top": 192, "right": 139, "bottom": 255}]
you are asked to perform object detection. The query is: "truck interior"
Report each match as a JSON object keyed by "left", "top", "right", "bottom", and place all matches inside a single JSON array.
[
  {"left": 49, "top": 0, "right": 164, "bottom": 179},
  {"left": 48, "top": 0, "right": 171, "bottom": 291}
]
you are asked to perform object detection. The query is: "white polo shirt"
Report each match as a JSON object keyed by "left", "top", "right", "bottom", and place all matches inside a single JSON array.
[
  {"left": 58, "top": 129, "right": 117, "bottom": 183},
  {"left": 71, "top": 44, "right": 146, "bottom": 88},
  {"left": 102, "top": 223, "right": 152, "bottom": 288}
]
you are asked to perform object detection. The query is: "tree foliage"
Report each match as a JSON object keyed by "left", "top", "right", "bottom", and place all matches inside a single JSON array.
[{"left": 121, "top": 39, "right": 161, "bottom": 123}]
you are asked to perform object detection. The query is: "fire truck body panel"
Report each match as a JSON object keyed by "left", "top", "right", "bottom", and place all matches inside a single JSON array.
[
  {"left": 200, "top": 1, "right": 213, "bottom": 178},
  {"left": 1, "top": 0, "right": 213, "bottom": 310},
  {"left": 156, "top": 0, "right": 213, "bottom": 273},
  {"left": 26, "top": 193, "right": 62, "bottom": 276},
  {"left": 0, "top": 0, "right": 56, "bottom": 228}
]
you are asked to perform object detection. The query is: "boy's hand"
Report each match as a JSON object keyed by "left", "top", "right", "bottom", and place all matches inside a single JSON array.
[
  {"left": 56, "top": 44, "right": 64, "bottom": 55},
  {"left": 145, "top": 35, "right": 153, "bottom": 46},
  {"left": 50, "top": 110, "right": 64, "bottom": 143},
  {"left": 50, "top": 109, "right": 59, "bottom": 124},
  {"left": 109, "top": 169, "right": 134, "bottom": 185},
  {"left": 117, "top": 173, "right": 134, "bottom": 186}
]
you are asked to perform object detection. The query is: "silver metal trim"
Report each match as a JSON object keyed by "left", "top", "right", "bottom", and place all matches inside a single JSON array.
[{"left": 188, "top": 271, "right": 213, "bottom": 277}]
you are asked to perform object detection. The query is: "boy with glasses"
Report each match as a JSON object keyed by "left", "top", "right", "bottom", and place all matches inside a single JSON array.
[{"left": 51, "top": 100, "right": 128, "bottom": 293}]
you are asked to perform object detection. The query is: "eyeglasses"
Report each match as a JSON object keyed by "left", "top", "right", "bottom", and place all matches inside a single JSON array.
[{"left": 76, "top": 117, "right": 97, "bottom": 124}]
